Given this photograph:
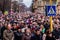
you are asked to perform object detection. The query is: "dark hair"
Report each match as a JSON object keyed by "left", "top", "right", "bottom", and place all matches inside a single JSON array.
[
  {"left": 25, "top": 28, "right": 31, "bottom": 33},
  {"left": 35, "top": 28, "right": 40, "bottom": 32}
]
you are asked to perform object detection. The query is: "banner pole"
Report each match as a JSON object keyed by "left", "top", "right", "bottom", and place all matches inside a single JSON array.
[{"left": 50, "top": 0, "right": 53, "bottom": 32}]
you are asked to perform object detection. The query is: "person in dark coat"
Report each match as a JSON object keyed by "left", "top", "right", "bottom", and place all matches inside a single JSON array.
[
  {"left": 1, "top": 23, "right": 7, "bottom": 40},
  {"left": 31, "top": 29, "right": 43, "bottom": 40},
  {"left": 0, "top": 26, "right": 1, "bottom": 40},
  {"left": 14, "top": 29, "right": 23, "bottom": 40},
  {"left": 52, "top": 27, "right": 60, "bottom": 39},
  {"left": 44, "top": 21, "right": 50, "bottom": 32},
  {"left": 58, "top": 27, "right": 60, "bottom": 39},
  {"left": 46, "top": 32, "right": 56, "bottom": 40}
]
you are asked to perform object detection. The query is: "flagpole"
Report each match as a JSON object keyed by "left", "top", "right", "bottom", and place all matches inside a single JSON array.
[{"left": 50, "top": 0, "right": 53, "bottom": 32}]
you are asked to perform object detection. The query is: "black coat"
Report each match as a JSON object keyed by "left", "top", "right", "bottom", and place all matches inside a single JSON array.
[
  {"left": 14, "top": 31, "right": 23, "bottom": 40},
  {"left": 44, "top": 23, "right": 50, "bottom": 30},
  {"left": 31, "top": 34, "right": 42, "bottom": 40},
  {"left": 1, "top": 26, "right": 6, "bottom": 40},
  {"left": 46, "top": 36, "right": 56, "bottom": 40},
  {"left": 58, "top": 28, "right": 60, "bottom": 36},
  {"left": 0, "top": 27, "right": 1, "bottom": 39},
  {"left": 53, "top": 29, "right": 60, "bottom": 39}
]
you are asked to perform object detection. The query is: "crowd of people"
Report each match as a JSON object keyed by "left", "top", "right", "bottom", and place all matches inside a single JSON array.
[{"left": 0, "top": 10, "right": 60, "bottom": 40}]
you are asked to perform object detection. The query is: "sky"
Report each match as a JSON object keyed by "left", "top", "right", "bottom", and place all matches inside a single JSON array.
[
  {"left": 12, "top": 0, "right": 33, "bottom": 7},
  {"left": 22, "top": 0, "right": 33, "bottom": 7}
]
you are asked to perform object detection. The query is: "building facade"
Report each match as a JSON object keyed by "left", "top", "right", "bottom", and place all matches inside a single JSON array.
[
  {"left": 11, "top": 0, "right": 23, "bottom": 12},
  {"left": 57, "top": 0, "right": 60, "bottom": 14},
  {"left": 33, "top": 0, "right": 46, "bottom": 13},
  {"left": 33, "top": 0, "right": 60, "bottom": 14},
  {"left": 0, "top": 0, "right": 11, "bottom": 12}
]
